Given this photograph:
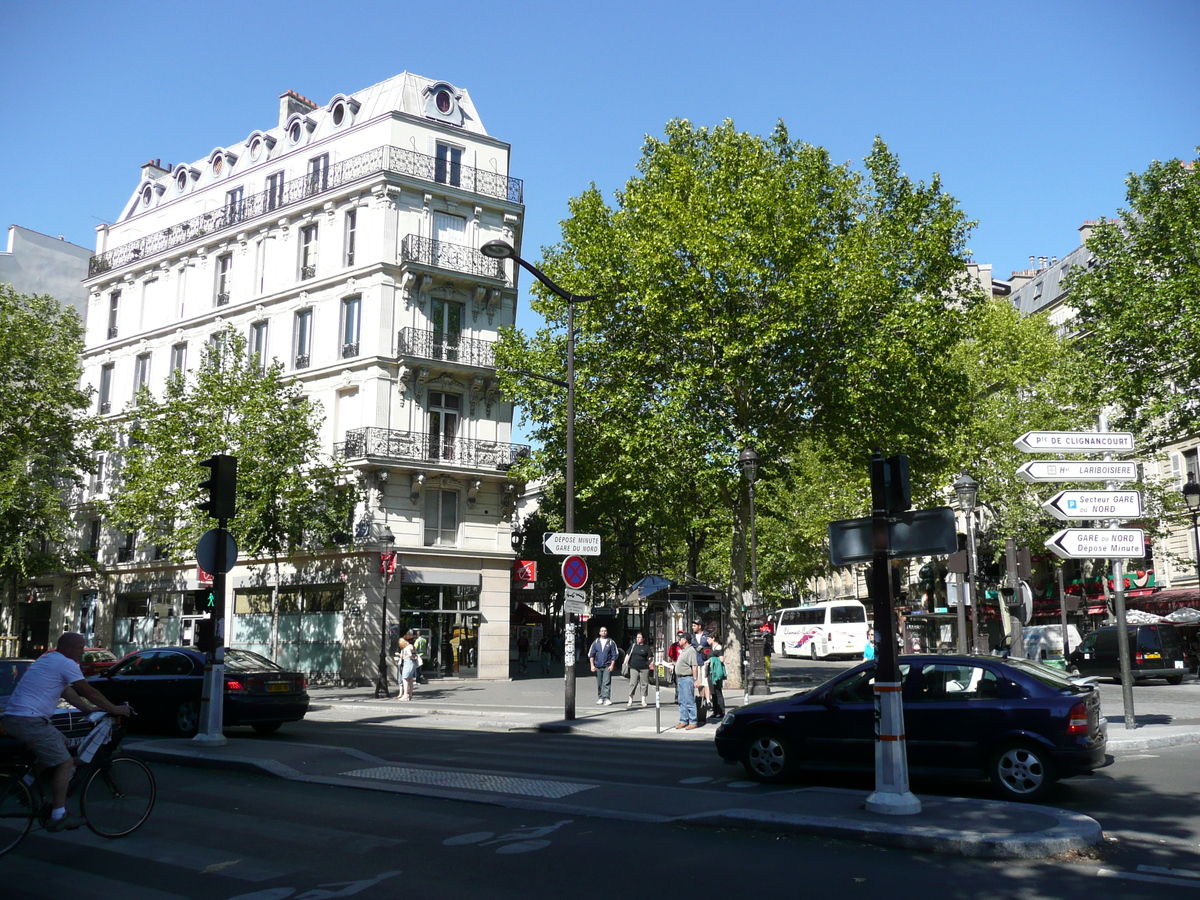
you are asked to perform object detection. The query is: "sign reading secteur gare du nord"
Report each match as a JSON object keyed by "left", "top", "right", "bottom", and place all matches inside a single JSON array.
[
  {"left": 1042, "top": 490, "right": 1142, "bottom": 521},
  {"left": 1013, "top": 431, "right": 1136, "bottom": 454}
]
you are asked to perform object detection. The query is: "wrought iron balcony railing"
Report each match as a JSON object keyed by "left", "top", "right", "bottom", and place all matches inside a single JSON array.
[
  {"left": 216, "top": 291, "right": 230, "bottom": 306},
  {"left": 401, "top": 235, "right": 505, "bottom": 281},
  {"left": 294, "top": 353, "right": 310, "bottom": 369},
  {"left": 397, "top": 327, "right": 496, "bottom": 368},
  {"left": 341, "top": 341, "right": 359, "bottom": 359},
  {"left": 335, "top": 427, "right": 529, "bottom": 471},
  {"left": 300, "top": 265, "right": 316, "bottom": 280},
  {"left": 107, "top": 326, "right": 118, "bottom": 339},
  {"left": 89, "top": 145, "right": 523, "bottom": 277},
  {"left": 99, "top": 401, "right": 111, "bottom": 414}
]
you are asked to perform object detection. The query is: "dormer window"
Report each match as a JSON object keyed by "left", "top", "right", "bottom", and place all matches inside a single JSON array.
[
  {"left": 423, "top": 82, "right": 464, "bottom": 127},
  {"left": 289, "top": 121, "right": 303, "bottom": 144},
  {"left": 141, "top": 185, "right": 153, "bottom": 206},
  {"left": 176, "top": 168, "right": 189, "bottom": 192},
  {"left": 213, "top": 155, "right": 224, "bottom": 175}
]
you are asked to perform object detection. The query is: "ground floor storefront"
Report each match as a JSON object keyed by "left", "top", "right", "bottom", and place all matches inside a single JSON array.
[{"left": 5, "top": 548, "right": 514, "bottom": 683}]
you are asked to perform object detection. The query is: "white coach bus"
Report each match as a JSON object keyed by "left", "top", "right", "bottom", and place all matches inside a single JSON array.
[{"left": 774, "top": 599, "right": 869, "bottom": 660}]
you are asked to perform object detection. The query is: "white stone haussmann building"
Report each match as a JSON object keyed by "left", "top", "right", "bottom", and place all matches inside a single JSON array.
[{"left": 34, "top": 73, "right": 530, "bottom": 682}]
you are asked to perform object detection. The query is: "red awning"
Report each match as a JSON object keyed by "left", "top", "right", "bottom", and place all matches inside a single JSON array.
[{"left": 513, "top": 602, "right": 547, "bottom": 624}]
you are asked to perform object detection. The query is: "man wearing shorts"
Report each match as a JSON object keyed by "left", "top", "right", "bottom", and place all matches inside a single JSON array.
[{"left": 1, "top": 632, "right": 131, "bottom": 831}]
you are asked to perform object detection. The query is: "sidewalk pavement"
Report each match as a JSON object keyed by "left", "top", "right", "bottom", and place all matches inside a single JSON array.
[{"left": 123, "top": 672, "right": 1200, "bottom": 861}]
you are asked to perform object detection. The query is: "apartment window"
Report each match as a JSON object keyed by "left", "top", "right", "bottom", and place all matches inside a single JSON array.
[
  {"left": 266, "top": 171, "right": 285, "bottom": 211},
  {"left": 427, "top": 391, "right": 460, "bottom": 461},
  {"left": 424, "top": 489, "right": 459, "bottom": 547},
  {"left": 208, "top": 331, "right": 227, "bottom": 369},
  {"left": 435, "top": 143, "right": 462, "bottom": 188},
  {"left": 98, "top": 363, "right": 114, "bottom": 414},
  {"left": 340, "top": 295, "right": 361, "bottom": 358},
  {"left": 344, "top": 208, "right": 357, "bottom": 266},
  {"left": 308, "top": 153, "right": 329, "bottom": 194},
  {"left": 431, "top": 299, "right": 463, "bottom": 362},
  {"left": 170, "top": 342, "right": 187, "bottom": 375},
  {"left": 92, "top": 453, "right": 106, "bottom": 492},
  {"left": 1185, "top": 448, "right": 1199, "bottom": 485},
  {"left": 226, "top": 186, "right": 245, "bottom": 221},
  {"left": 216, "top": 253, "right": 233, "bottom": 305},
  {"left": 249, "top": 321, "right": 269, "bottom": 371},
  {"left": 433, "top": 212, "right": 466, "bottom": 268},
  {"left": 133, "top": 353, "right": 151, "bottom": 398},
  {"left": 300, "top": 224, "right": 318, "bottom": 280},
  {"left": 107, "top": 291, "right": 120, "bottom": 339},
  {"left": 118, "top": 530, "right": 136, "bottom": 563},
  {"left": 84, "top": 519, "right": 101, "bottom": 558},
  {"left": 294, "top": 309, "right": 313, "bottom": 369}
]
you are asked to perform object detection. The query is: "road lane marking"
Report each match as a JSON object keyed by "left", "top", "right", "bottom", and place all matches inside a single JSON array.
[{"left": 342, "top": 765, "right": 596, "bottom": 798}]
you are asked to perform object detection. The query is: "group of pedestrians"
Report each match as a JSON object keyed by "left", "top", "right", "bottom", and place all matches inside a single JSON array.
[{"left": 586, "top": 622, "right": 728, "bottom": 729}]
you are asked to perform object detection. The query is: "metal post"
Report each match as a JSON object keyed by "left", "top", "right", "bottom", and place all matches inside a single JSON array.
[
  {"left": 865, "top": 452, "right": 920, "bottom": 816},
  {"left": 564, "top": 294, "right": 577, "bottom": 721},
  {"left": 1005, "top": 539, "right": 1026, "bottom": 659},
  {"left": 1058, "top": 566, "right": 1071, "bottom": 659},
  {"left": 1101, "top": 410, "right": 1136, "bottom": 730},
  {"left": 375, "top": 562, "right": 392, "bottom": 699},
  {"left": 195, "top": 522, "right": 228, "bottom": 745},
  {"left": 966, "top": 510, "right": 982, "bottom": 653}
]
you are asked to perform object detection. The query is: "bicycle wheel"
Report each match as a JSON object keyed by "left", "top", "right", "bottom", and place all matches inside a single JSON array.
[
  {"left": 0, "top": 774, "right": 34, "bottom": 856},
  {"left": 81, "top": 757, "right": 156, "bottom": 838}
]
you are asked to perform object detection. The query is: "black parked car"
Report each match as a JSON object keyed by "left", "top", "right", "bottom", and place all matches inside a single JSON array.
[
  {"left": 88, "top": 647, "right": 309, "bottom": 736},
  {"left": 1068, "top": 623, "right": 1188, "bottom": 684},
  {"left": 714, "top": 655, "right": 1108, "bottom": 801}
]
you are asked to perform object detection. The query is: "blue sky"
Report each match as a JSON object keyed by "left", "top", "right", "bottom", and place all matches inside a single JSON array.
[{"left": 3, "top": 0, "right": 1197, "bottom": 438}]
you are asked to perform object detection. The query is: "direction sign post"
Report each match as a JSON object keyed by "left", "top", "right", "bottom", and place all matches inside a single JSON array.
[
  {"left": 543, "top": 532, "right": 602, "bottom": 556},
  {"left": 1016, "top": 460, "right": 1138, "bottom": 483},
  {"left": 1045, "top": 528, "right": 1147, "bottom": 559},
  {"left": 1014, "top": 431, "right": 1136, "bottom": 454},
  {"left": 1042, "top": 490, "right": 1142, "bottom": 521}
]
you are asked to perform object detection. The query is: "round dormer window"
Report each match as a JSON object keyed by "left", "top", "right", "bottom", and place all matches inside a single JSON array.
[
  {"left": 289, "top": 121, "right": 303, "bottom": 144},
  {"left": 176, "top": 168, "right": 188, "bottom": 192},
  {"left": 141, "top": 185, "right": 153, "bottom": 206},
  {"left": 212, "top": 155, "right": 224, "bottom": 175},
  {"left": 249, "top": 138, "right": 263, "bottom": 161},
  {"left": 332, "top": 102, "right": 346, "bottom": 127},
  {"left": 435, "top": 90, "right": 452, "bottom": 114}
]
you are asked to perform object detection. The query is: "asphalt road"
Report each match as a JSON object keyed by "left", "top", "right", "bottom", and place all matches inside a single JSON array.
[{"left": 8, "top": 761, "right": 1199, "bottom": 900}]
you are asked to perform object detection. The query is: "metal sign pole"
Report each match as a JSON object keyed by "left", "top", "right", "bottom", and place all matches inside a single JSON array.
[{"left": 1100, "top": 410, "right": 1136, "bottom": 730}]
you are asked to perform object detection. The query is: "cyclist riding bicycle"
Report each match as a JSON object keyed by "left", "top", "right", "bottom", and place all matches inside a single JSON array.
[{"left": 0, "top": 632, "right": 131, "bottom": 832}]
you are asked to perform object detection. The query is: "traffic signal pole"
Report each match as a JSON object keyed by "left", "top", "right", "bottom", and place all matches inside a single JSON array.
[
  {"left": 865, "top": 452, "right": 921, "bottom": 816},
  {"left": 195, "top": 455, "right": 236, "bottom": 745}
]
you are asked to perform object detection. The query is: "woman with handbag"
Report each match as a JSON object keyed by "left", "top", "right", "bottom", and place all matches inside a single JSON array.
[
  {"left": 624, "top": 633, "right": 652, "bottom": 707},
  {"left": 397, "top": 632, "right": 419, "bottom": 701}
]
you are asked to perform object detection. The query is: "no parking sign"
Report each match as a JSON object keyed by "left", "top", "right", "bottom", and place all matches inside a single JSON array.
[{"left": 561, "top": 555, "right": 589, "bottom": 590}]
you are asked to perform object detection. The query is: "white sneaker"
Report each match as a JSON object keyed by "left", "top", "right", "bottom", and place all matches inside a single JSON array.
[
  {"left": 596, "top": 698, "right": 605, "bottom": 705},
  {"left": 604, "top": 699, "right": 613, "bottom": 705}
]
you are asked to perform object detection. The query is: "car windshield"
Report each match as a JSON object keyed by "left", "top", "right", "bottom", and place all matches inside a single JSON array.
[
  {"left": 1003, "top": 657, "right": 1092, "bottom": 693},
  {"left": 224, "top": 648, "right": 285, "bottom": 672},
  {"left": 84, "top": 650, "right": 116, "bottom": 663}
]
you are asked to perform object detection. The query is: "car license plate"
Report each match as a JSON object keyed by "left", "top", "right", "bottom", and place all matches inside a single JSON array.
[
  {"left": 1146, "top": 653, "right": 1161, "bottom": 659},
  {"left": 267, "top": 682, "right": 289, "bottom": 692},
  {"left": 1175, "top": 661, "right": 1185, "bottom": 669}
]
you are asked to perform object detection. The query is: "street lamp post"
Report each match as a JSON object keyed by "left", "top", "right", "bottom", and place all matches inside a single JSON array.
[
  {"left": 1184, "top": 473, "right": 1200, "bottom": 589},
  {"left": 953, "top": 473, "right": 980, "bottom": 654},
  {"left": 375, "top": 527, "right": 395, "bottom": 699},
  {"left": 481, "top": 239, "right": 595, "bottom": 721},
  {"left": 738, "top": 448, "right": 769, "bottom": 698}
]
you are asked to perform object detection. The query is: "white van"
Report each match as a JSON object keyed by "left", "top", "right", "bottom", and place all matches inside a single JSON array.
[
  {"left": 775, "top": 600, "right": 869, "bottom": 660},
  {"left": 1022, "top": 624, "right": 1082, "bottom": 662}
]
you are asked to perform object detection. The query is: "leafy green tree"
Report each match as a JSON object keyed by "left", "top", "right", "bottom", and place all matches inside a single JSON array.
[
  {"left": 0, "top": 285, "right": 97, "bottom": 616},
  {"left": 1070, "top": 151, "right": 1200, "bottom": 447},
  {"left": 102, "top": 327, "right": 358, "bottom": 570},
  {"left": 498, "top": 120, "right": 982, "bottom": 679}
]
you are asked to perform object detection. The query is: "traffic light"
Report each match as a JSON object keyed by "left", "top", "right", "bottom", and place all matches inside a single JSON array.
[
  {"left": 871, "top": 453, "right": 912, "bottom": 513},
  {"left": 198, "top": 454, "right": 237, "bottom": 520}
]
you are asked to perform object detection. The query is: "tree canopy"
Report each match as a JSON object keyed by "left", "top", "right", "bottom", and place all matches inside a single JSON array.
[
  {"left": 0, "top": 285, "right": 96, "bottom": 605},
  {"left": 1070, "top": 151, "right": 1200, "bottom": 447},
  {"left": 497, "top": 120, "right": 984, "bottom": 596},
  {"left": 102, "top": 327, "right": 358, "bottom": 567}
]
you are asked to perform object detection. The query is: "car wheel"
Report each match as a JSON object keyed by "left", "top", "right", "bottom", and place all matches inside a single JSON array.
[
  {"left": 173, "top": 700, "right": 200, "bottom": 737},
  {"left": 1165, "top": 674, "right": 1185, "bottom": 685},
  {"left": 252, "top": 722, "right": 283, "bottom": 734},
  {"left": 778, "top": 643, "right": 788, "bottom": 659},
  {"left": 741, "top": 730, "right": 794, "bottom": 784},
  {"left": 808, "top": 642, "right": 819, "bottom": 661},
  {"left": 991, "top": 742, "right": 1055, "bottom": 802}
]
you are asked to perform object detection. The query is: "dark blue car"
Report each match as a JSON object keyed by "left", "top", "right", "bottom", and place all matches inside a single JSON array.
[{"left": 714, "top": 655, "right": 1108, "bottom": 801}]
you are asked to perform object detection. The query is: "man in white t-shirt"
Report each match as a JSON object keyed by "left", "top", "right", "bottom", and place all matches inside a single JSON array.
[{"left": 1, "top": 632, "right": 131, "bottom": 831}]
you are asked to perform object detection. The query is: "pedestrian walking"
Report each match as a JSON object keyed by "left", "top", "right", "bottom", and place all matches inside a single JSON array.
[
  {"left": 414, "top": 631, "right": 429, "bottom": 683},
  {"left": 672, "top": 634, "right": 699, "bottom": 729},
  {"left": 588, "top": 627, "right": 619, "bottom": 705},
  {"left": 708, "top": 640, "right": 728, "bottom": 717},
  {"left": 397, "top": 633, "right": 419, "bottom": 700},
  {"left": 624, "top": 632, "right": 652, "bottom": 707},
  {"left": 540, "top": 633, "right": 555, "bottom": 674},
  {"left": 516, "top": 630, "right": 531, "bottom": 675},
  {"left": 761, "top": 624, "right": 774, "bottom": 683},
  {"left": 864, "top": 627, "right": 876, "bottom": 661}
]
